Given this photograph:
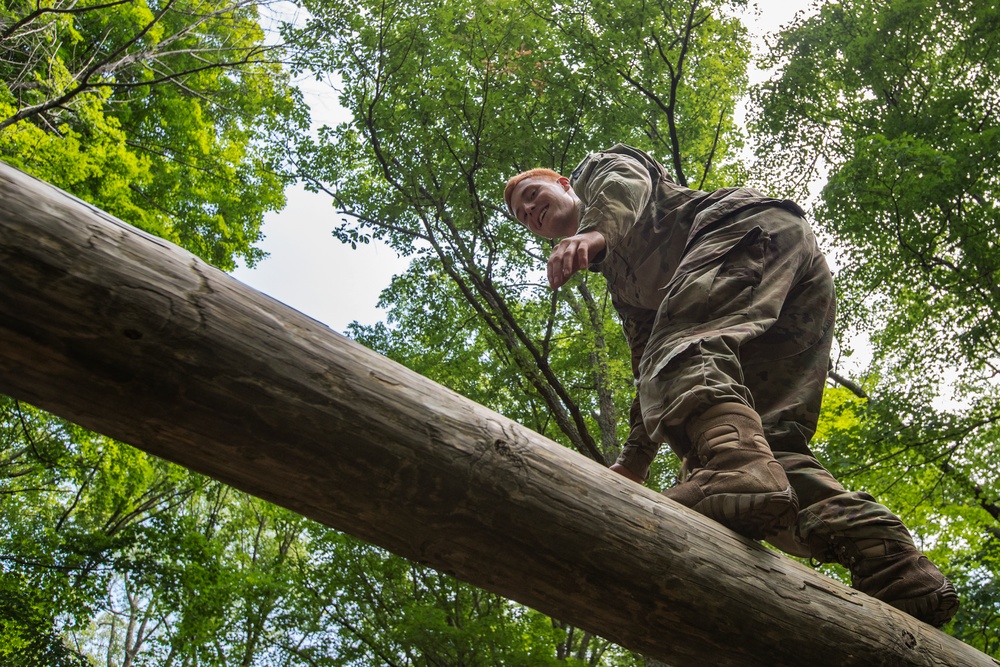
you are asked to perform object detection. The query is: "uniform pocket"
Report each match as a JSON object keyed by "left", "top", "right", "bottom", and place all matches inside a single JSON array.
[{"left": 662, "top": 226, "right": 768, "bottom": 325}]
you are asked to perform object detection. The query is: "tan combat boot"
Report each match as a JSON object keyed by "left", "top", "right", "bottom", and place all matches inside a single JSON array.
[
  {"left": 662, "top": 402, "right": 799, "bottom": 540},
  {"left": 825, "top": 537, "right": 959, "bottom": 627}
]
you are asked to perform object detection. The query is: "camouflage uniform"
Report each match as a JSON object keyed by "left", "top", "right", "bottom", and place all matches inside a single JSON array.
[{"left": 571, "top": 144, "right": 911, "bottom": 557}]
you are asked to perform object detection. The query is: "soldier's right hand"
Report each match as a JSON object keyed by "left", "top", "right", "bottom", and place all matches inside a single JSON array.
[{"left": 547, "top": 231, "right": 606, "bottom": 289}]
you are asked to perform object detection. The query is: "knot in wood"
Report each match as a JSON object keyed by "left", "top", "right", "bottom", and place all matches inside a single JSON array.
[{"left": 493, "top": 438, "right": 523, "bottom": 467}]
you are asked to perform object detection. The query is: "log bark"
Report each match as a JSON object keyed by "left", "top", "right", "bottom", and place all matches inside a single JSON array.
[{"left": 0, "top": 161, "right": 995, "bottom": 667}]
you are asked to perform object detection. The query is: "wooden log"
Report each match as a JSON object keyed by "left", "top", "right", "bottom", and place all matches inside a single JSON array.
[{"left": 0, "top": 161, "right": 994, "bottom": 667}]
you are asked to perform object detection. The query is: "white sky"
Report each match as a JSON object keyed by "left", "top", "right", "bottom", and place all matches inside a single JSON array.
[{"left": 230, "top": 0, "right": 817, "bottom": 334}]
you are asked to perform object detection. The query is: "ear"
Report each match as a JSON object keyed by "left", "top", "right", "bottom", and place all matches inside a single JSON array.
[{"left": 558, "top": 176, "right": 571, "bottom": 191}]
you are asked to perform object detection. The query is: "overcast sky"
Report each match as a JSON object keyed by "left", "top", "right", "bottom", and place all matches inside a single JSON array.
[{"left": 230, "top": 0, "right": 817, "bottom": 334}]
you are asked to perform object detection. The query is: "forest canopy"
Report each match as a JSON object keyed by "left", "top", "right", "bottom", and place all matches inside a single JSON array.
[{"left": 1, "top": 0, "right": 998, "bottom": 664}]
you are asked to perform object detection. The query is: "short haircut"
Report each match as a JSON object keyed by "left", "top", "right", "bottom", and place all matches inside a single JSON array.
[{"left": 504, "top": 168, "right": 562, "bottom": 215}]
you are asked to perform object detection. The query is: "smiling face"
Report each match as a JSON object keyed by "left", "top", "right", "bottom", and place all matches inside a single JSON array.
[{"left": 508, "top": 175, "right": 580, "bottom": 240}]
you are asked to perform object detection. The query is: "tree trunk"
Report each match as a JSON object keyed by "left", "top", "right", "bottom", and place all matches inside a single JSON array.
[{"left": 0, "top": 162, "right": 994, "bottom": 667}]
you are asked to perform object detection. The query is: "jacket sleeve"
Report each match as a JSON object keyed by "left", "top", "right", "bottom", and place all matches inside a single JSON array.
[
  {"left": 572, "top": 152, "right": 652, "bottom": 253},
  {"left": 613, "top": 302, "right": 660, "bottom": 481}
]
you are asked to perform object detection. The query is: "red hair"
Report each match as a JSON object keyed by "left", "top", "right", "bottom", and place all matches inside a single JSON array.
[{"left": 504, "top": 168, "right": 562, "bottom": 214}]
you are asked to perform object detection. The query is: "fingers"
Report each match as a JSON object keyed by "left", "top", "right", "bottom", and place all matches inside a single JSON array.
[
  {"left": 546, "top": 231, "right": 606, "bottom": 289},
  {"left": 547, "top": 236, "right": 589, "bottom": 289},
  {"left": 546, "top": 244, "right": 564, "bottom": 289}
]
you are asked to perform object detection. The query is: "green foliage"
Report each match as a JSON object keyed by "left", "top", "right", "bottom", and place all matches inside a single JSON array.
[
  {"left": 754, "top": 0, "right": 1000, "bottom": 383},
  {"left": 554, "top": 0, "right": 752, "bottom": 187},
  {"left": 287, "top": 528, "right": 620, "bottom": 666},
  {"left": 0, "top": 574, "right": 89, "bottom": 667},
  {"left": 0, "top": 1, "right": 325, "bottom": 662},
  {"left": 0, "top": 0, "right": 307, "bottom": 270},
  {"left": 0, "top": 397, "right": 323, "bottom": 665},
  {"left": 0, "top": 398, "right": 195, "bottom": 662}
]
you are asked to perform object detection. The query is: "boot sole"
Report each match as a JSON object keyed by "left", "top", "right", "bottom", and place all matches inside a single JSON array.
[
  {"left": 692, "top": 486, "right": 799, "bottom": 541},
  {"left": 888, "top": 578, "right": 960, "bottom": 628}
]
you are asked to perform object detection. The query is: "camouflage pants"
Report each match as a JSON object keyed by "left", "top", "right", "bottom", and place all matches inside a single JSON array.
[{"left": 637, "top": 205, "right": 911, "bottom": 558}]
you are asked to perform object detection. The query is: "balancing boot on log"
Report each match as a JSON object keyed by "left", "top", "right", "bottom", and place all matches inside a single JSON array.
[
  {"left": 811, "top": 534, "right": 960, "bottom": 627},
  {"left": 771, "top": 451, "right": 960, "bottom": 627},
  {"left": 662, "top": 402, "right": 798, "bottom": 540}
]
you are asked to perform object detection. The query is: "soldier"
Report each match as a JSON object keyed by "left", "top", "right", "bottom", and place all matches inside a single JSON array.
[{"left": 505, "top": 144, "right": 959, "bottom": 627}]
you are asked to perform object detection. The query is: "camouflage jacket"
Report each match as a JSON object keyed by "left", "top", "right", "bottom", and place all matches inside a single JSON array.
[{"left": 570, "top": 144, "right": 804, "bottom": 474}]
